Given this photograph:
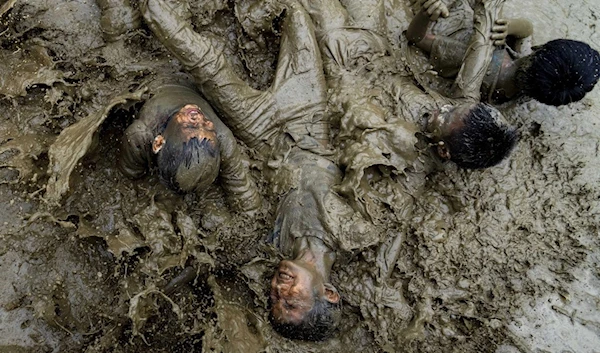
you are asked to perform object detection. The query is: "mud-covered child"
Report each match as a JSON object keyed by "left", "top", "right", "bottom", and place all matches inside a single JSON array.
[
  {"left": 119, "top": 78, "right": 263, "bottom": 215},
  {"left": 406, "top": 0, "right": 600, "bottom": 106}
]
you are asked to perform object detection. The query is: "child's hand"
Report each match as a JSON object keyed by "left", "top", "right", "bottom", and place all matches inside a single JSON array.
[
  {"left": 411, "top": 0, "right": 449, "bottom": 21},
  {"left": 491, "top": 18, "right": 509, "bottom": 46},
  {"left": 492, "top": 18, "right": 533, "bottom": 46}
]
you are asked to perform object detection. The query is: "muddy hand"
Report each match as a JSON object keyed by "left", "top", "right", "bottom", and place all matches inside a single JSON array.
[
  {"left": 491, "top": 18, "right": 509, "bottom": 46},
  {"left": 411, "top": 0, "right": 449, "bottom": 21},
  {"left": 97, "top": 0, "right": 141, "bottom": 42},
  {"left": 140, "top": 0, "right": 179, "bottom": 39},
  {"left": 424, "top": 0, "right": 449, "bottom": 21}
]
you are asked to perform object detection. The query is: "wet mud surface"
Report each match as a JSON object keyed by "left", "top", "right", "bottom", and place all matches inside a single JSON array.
[{"left": 1, "top": 0, "right": 599, "bottom": 352}]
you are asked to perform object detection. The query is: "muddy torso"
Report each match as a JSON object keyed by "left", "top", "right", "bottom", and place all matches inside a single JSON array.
[
  {"left": 266, "top": 149, "right": 340, "bottom": 255},
  {"left": 428, "top": 37, "right": 514, "bottom": 104},
  {"left": 266, "top": 146, "right": 380, "bottom": 257}
]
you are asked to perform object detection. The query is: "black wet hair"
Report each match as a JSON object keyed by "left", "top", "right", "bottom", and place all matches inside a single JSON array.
[
  {"left": 444, "top": 103, "right": 518, "bottom": 169},
  {"left": 156, "top": 117, "right": 220, "bottom": 193},
  {"left": 518, "top": 39, "right": 600, "bottom": 106},
  {"left": 269, "top": 290, "right": 341, "bottom": 341}
]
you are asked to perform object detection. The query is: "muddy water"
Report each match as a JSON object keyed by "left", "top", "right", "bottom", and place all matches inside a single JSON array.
[{"left": 0, "top": 0, "right": 599, "bottom": 352}]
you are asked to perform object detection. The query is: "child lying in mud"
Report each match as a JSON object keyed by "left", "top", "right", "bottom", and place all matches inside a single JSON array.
[
  {"left": 298, "top": 0, "right": 517, "bottom": 220},
  {"left": 139, "top": 0, "right": 377, "bottom": 341},
  {"left": 139, "top": 0, "right": 518, "bottom": 342},
  {"left": 407, "top": 0, "right": 600, "bottom": 105},
  {"left": 119, "top": 78, "right": 263, "bottom": 215}
]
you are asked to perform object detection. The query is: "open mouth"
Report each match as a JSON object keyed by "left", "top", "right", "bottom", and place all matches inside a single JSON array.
[
  {"left": 278, "top": 271, "right": 293, "bottom": 280},
  {"left": 276, "top": 264, "right": 295, "bottom": 282},
  {"left": 187, "top": 109, "right": 203, "bottom": 120}
]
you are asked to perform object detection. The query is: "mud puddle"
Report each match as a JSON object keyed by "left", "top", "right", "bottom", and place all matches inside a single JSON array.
[{"left": 0, "top": 0, "right": 599, "bottom": 352}]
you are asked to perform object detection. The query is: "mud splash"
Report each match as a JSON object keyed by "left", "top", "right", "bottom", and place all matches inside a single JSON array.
[{"left": 0, "top": 0, "right": 599, "bottom": 352}]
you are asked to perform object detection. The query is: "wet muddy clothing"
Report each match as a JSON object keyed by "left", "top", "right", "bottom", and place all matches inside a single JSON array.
[
  {"left": 267, "top": 148, "right": 379, "bottom": 255},
  {"left": 299, "top": 0, "right": 441, "bottom": 221},
  {"left": 429, "top": 36, "right": 468, "bottom": 79},
  {"left": 429, "top": 0, "right": 476, "bottom": 44},
  {"left": 429, "top": 37, "right": 514, "bottom": 104},
  {"left": 142, "top": 0, "right": 376, "bottom": 252},
  {"left": 119, "top": 82, "right": 262, "bottom": 212},
  {"left": 424, "top": 0, "right": 507, "bottom": 101},
  {"left": 142, "top": 0, "right": 329, "bottom": 159},
  {"left": 320, "top": 28, "right": 389, "bottom": 71}
]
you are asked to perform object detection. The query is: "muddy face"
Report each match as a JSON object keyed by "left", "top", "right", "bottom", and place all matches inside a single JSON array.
[
  {"left": 427, "top": 103, "right": 473, "bottom": 139},
  {"left": 172, "top": 104, "right": 217, "bottom": 145},
  {"left": 426, "top": 103, "right": 474, "bottom": 159},
  {"left": 270, "top": 260, "right": 324, "bottom": 324},
  {"left": 153, "top": 104, "right": 217, "bottom": 154}
]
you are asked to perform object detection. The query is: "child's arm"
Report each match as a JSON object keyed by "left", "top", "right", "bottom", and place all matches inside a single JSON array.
[
  {"left": 406, "top": 0, "right": 449, "bottom": 53},
  {"left": 211, "top": 118, "right": 263, "bottom": 216},
  {"left": 491, "top": 18, "right": 533, "bottom": 46}
]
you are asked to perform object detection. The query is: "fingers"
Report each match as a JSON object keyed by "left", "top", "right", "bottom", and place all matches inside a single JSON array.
[
  {"left": 491, "top": 22, "right": 508, "bottom": 46},
  {"left": 422, "top": 0, "right": 448, "bottom": 21},
  {"left": 491, "top": 31, "right": 507, "bottom": 46},
  {"left": 492, "top": 25, "right": 508, "bottom": 35},
  {"left": 438, "top": 3, "right": 449, "bottom": 18},
  {"left": 423, "top": 0, "right": 438, "bottom": 10}
]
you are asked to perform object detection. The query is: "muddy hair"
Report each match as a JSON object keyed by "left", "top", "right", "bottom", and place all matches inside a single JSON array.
[
  {"left": 156, "top": 120, "right": 220, "bottom": 193},
  {"left": 269, "top": 292, "right": 342, "bottom": 341},
  {"left": 444, "top": 103, "right": 518, "bottom": 169},
  {"left": 517, "top": 39, "right": 600, "bottom": 106}
]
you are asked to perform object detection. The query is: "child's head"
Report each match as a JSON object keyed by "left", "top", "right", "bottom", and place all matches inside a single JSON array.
[
  {"left": 518, "top": 39, "right": 600, "bottom": 106},
  {"left": 154, "top": 104, "right": 221, "bottom": 194},
  {"left": 427, "top": 103, "right": 518, "bottom": 169}
]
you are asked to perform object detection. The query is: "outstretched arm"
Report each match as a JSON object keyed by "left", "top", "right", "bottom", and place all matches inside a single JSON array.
[{"left": 140, "top": 0, "right": 275, "bottom": 155}]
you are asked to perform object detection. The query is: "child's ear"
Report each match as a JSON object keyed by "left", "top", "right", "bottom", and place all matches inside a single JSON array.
[
  {"left": 152, "top": 135, "right": 166, "bottom": 154},
  {"left": 437, "top": 142, "right": 451, "bottom": 160},
  {"left": 323, "top": 283, "right": 341, "bottom": 304}
]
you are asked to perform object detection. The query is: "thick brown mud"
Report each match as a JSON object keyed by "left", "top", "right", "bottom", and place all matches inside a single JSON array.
[{"left": 0, "top": 0, "right": 599, "bottom": 352}]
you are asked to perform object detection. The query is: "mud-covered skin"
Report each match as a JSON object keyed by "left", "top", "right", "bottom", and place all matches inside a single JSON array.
[
  {"left": 408, "top": 0, "right": 533, "bottom": 103},
  {"left": 2, "top": 0, "right": 600, "bottom": 352},
  {"left": 119, "top": 80, "right": 263, "bottom": 214},
  {"left": 141, "top": 0, "right": 380, "bottom": 333}
]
